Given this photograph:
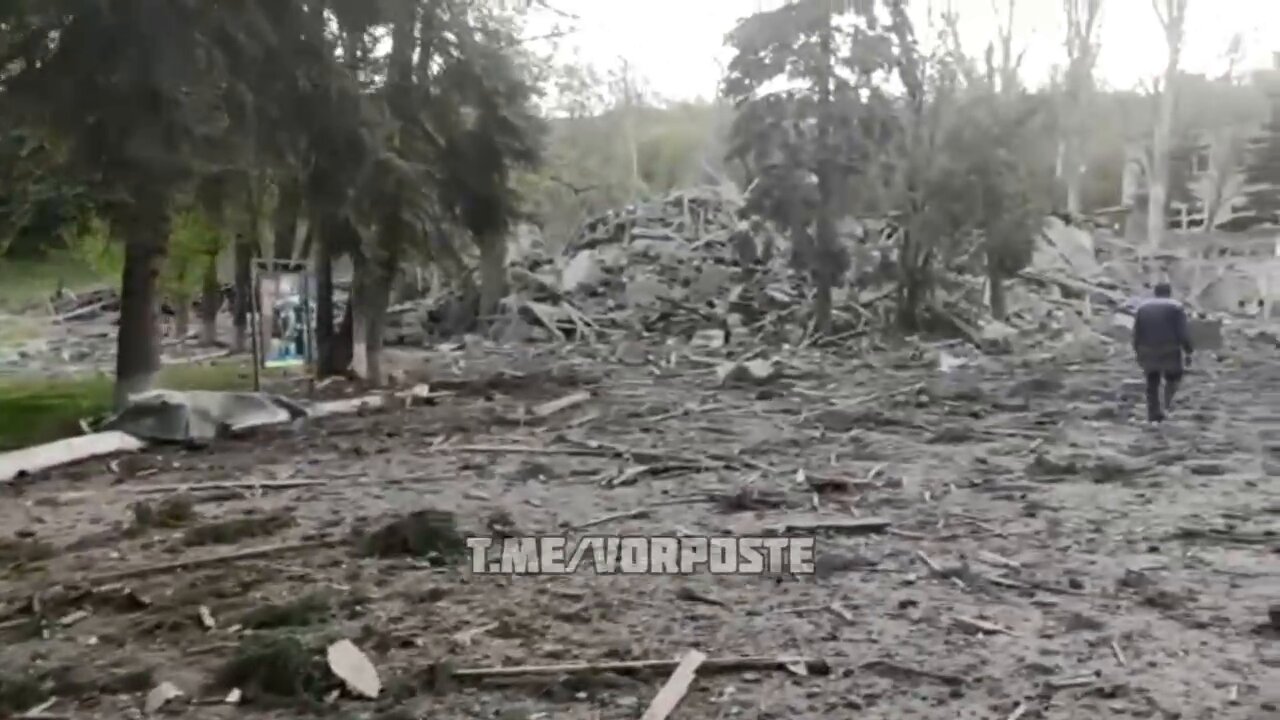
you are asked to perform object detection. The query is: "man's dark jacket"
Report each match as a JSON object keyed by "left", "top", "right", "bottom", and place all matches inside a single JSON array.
[{"left": 1132, "top": 298, "right": 1193, "bottom": 373}]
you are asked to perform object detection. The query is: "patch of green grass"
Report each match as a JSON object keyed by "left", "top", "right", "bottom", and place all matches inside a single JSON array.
[
  {"left": 0, "top": 361, "right": 290, "bottom": 451},
  {"left": 0, "top": 672, "right": 46, "bottom": 715},
  {"left": 213, "top": 634, "right": 333, "bottom": 701},
  {"left": 239, "top": 593, "right": 333, "bottom": 630},
  {"left": 0, "top": 257, "right": 109, "bottom": 312},
  {"left": 0, "top": 315, "right": 43, "bottom": 344},
  {"left": 357, "top": 509, "right": 468, "bottom": 562},
  {"left": 181, "top": 510, "right": 296, "bottom": 547}
]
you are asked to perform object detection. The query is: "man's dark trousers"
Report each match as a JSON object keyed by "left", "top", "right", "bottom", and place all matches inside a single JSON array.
[{"left": 1144, "top": 369, "right": 1182, "bottom": 422}]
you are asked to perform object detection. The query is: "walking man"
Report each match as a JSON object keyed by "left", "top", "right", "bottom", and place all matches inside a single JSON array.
[{"left": 1132, "top": 282, "right": 1193, "bottom": 423}]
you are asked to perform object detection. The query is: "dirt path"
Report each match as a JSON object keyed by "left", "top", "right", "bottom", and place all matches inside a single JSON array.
[{"left": 0, "top": 340, "right": 1277, "bottom": 719}]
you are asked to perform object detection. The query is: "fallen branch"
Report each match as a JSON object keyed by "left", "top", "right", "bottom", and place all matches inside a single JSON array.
[
  {"left": 55, "top": 299, "right": 111, "bottom": 322},
  {"left": 953, "top": 615, "right": 1017, "bottom": 636},
  {"left": 83, "top": 539, "right": 341, "bottom": 585},
  {"left": 573, "top": 496, "right": 724, "bottom": 529},
  {"left": 574, "top": 508, "right": 652, "bottom": 530},
  {"left": 774, "top": 517, "right": 892, "bottom": 535},
  {"left": 129, "top": 479, "right": 327, "bottom": 494},
  {"left": 443, "top": 442, "right": 727, "bottom": 470},
  {"left": 531, "top": 391, "right": 592, "bottom": 418},
  {"left": 442, "top": 655, "right": 830, "bottom": 681},
  {"left": 836, "top": 382, "right": 925, "bottom": 408}
]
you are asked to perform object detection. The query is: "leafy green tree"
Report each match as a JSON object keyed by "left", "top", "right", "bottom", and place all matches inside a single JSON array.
[
  {"left": 864, "top": 0, "right": 1042, "bottom": 327},
  {"left": 1, "top": 1, "right": 246, "bottom": 405},
  {"left": 162, "top": 207, "right": 222, "bottom": 339},
  {"left": 723, "top": 0, "right": 902, "bottom": 335},
  {"left": 939, "top": 91, "right": 1044, "bottom": 318},
  {"left": 57, "top": 213, "right": 122, "bottom": 280},
  {"left": 0, "top": 0, "right": 375, "bottom": 404},
  {"left": 0, "top": 130, "right": 94, "bottom": 258},
  {"left": 436, "top": 33, "right": 543, "bottom": 321}
]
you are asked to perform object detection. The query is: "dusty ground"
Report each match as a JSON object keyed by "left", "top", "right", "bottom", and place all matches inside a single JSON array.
[{"left": 0, "top": 335, "right": 1278, "bottom": 720}]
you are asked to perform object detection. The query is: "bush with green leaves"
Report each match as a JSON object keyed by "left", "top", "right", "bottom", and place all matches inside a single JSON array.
[
  {"left": 56, "top": 213, "right": 122, "bottom": 281},
  {"left": 162, "top": 208, "right": 223, "bottom": 306}
]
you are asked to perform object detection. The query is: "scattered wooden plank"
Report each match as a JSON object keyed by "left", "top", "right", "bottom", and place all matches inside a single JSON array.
[
  {"left": 310, "top": 394, "right": 388, "bottom": 417},
  {"left": 83, "top": 539, "right": 341, "bottom": 585},
  {"left": 640, "top": 650, "right": 707, "bottom": 720},
  {"left": 974, "top": 550, "right": 1022, "bottom": 571},
  {"left": 129, "top": 479, "right": 327, "bottom": 494},
  {"left": 953, "top": 615, "right": 1017, "bottom": 636},
  {"left": 55, "top": 299, "right": 112, "bottom": 322},
  {"left": 773, "top": 517, "right": 892, "bottom": 535},
  {"left": 445, "top": 655, "right": 829, "bottom": 681},
  {"left": 531, "top": 390, "right": 592, "bottom": 418},
  {"left": 573, "top": 508, "right": 653, "bottom": 530},
  {"left": 0, "top": 431, "right": 147, "bottom": 483}
]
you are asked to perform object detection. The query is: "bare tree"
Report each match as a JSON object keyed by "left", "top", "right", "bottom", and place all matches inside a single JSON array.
[
  {"left": 987, "top": 0, "right": 1026, "bottom": 96},
  {"left": 609, "top": 58, "right": 645, "bottom": 201},
  {"left": 1060, "top": 0, "right": 1101, "bottom": 215},
  {"left": 1146, "top": 0, "right": 1189, "bottom": 250}
]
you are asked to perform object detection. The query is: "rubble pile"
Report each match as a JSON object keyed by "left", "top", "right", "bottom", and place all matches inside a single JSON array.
[
  {"left": 5, "top": 187, "right": 1251, "bottom": 371},
  {"left": 443, "top": 188, "right": 1139, "bottom": 357},
  {"left": 469, "top": 185, "right": 914, "bottom": 345}
]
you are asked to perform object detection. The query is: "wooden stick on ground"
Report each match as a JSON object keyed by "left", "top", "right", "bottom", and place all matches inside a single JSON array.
[
  {"left": 573, "top": 497, "right": 718, "bottom": 530},
  {"left": 640, "top": 650, "right": 707, "bottom": 720},
  {"left": 776, "top": 517, "right": 892, "bottom": 535},
  {"left": 447, "top": 655, "right": 829, "bottom": 681},
  {"left": 83, "top": 539, "right": 341, "bottom": 585},
  {"left": 129, "top": 479, "right": 327, "bottom": 494},
  {"left": 531, "top": 391, "right": 592, "bottom": 418}
]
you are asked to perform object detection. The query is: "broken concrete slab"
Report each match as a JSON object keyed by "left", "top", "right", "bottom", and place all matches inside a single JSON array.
[
  {"left": 100, "top": 390, "right": 309, "bottom": 444},
  {"left": 0, "top": 431, "right": 147, "bottom": 482}
]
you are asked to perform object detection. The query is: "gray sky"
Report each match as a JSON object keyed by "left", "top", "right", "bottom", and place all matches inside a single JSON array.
[{"left": 528, "top": 0, "right": 1279, "bottom": 100}]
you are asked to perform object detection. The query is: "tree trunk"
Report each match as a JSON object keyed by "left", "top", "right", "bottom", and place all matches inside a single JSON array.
[
  {"left": 1061, "top": 138, "right": 1084, "bottom": 216},
  {"left": 174, "top": 298, "right": 190, "bottom": 340},
  {"left": 198, "top": 252, "right": 219, "bottom": 345},
  {"left": 273, "top": 176, "right": 301, "bottom": 260},
  {"left": 1148, "top": 47, "right": 1181, "bottom": 249},
  {"left": 363, "top": 246, "right": 397, "bottom": 387},
  {"left": 896, "top": 219, "right": 930, "bottom": 332},
  {"left": 114, "top": 207, "right": 170, "bottom": 409},
  {"left": 332, "top": 299, "right": 353, "bottom": 375},
  {"left": 1066, "top": 173, "right": 1082, "bottom": 216},
  {"left": 232, "top": 233, "right": 253, "bottom": 352},
  {"left": 477, "top": 234, "right": 508, "bottom": 323},
  {"left": 314, "top": 218, "right": 337, "bottom": 376},
  {"left": 811, "top": 3, "right": 838, "bottom": 337},
  {"left": 988, "top": 265, "right": 1008, "bottom": 320},
  {"left": 296, "top": 216, "right": 313, "bottom": 262},
  {"left": 350, "top": 250, "right": 369, "bottom": 379},
  {"left": 1146, "top": 156, "right": 1170, "bottom": 250}
]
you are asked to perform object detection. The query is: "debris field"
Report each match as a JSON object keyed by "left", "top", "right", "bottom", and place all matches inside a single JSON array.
[{"left": 1, "top": 332, "right": 1278, "bottom": 720}]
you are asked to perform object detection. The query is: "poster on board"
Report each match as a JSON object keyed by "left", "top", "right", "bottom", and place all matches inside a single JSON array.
[{"left": 253, "top": 263, "right": 313, "bottom": 370}]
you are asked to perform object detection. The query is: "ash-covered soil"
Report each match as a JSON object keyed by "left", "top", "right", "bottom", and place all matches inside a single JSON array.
[{"left": 1, "top": 339, "right": 1277, "bottom": 719}]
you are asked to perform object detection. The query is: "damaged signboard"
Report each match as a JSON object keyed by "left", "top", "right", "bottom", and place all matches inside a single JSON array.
[{"left": 251, "top": 260, "right": 315, "bottom": 379}]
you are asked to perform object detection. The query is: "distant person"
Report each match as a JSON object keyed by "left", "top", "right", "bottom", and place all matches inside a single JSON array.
[{"left": 1132, "top": 282, "right": 1193, "bottom": 423}]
